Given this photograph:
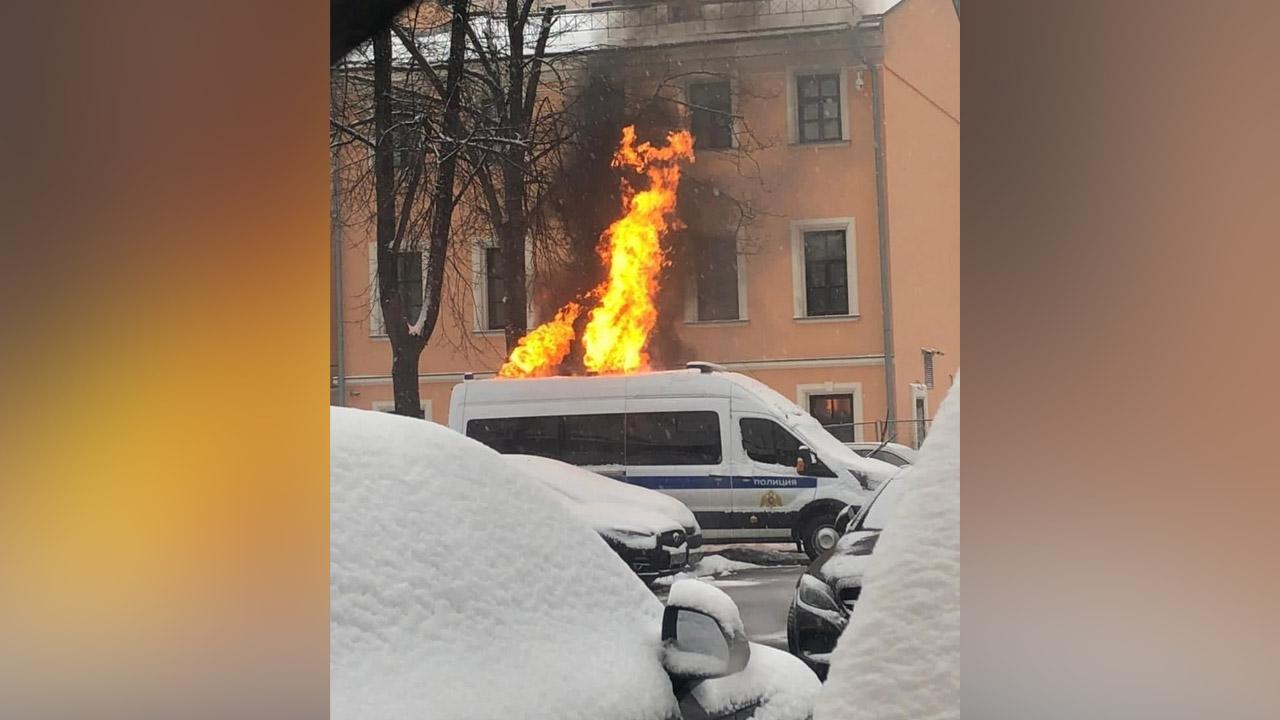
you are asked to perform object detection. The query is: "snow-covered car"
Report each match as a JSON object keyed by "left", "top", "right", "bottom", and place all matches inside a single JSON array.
[
  {"left": 332, "top": 408, "right": 820, "bottom": 720},
  {"left": 843, "top": 441, "right": 917, "bottom": 467},
  {"left": 505, "top": 454, "right": 705, "bottom": 580},
  {"left": 786, "top": 475, "right": 907, "bottom": 679}
]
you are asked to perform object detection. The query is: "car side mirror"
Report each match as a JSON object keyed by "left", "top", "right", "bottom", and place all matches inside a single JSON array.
[{"left": 661, "top": 580, "right": 750, "bottom": 680}]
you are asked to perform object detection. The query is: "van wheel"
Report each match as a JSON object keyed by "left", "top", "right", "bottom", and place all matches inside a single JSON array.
[{"left": 801, "top": 516, "right": 840, "bottom": 560}]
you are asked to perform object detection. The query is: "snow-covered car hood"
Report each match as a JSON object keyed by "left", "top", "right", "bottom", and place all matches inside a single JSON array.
[
  {"left": 506, "top": 454, "right": 699, "bottom": 530},
  {"left": 809, "top": 530, "right": 881, "bottom": 592},
  {"left": 331, "top": 409, "right": 678, "bottom": 720},
  {"left": 569, "top": 501, "right": 683, "bottom": 549}
]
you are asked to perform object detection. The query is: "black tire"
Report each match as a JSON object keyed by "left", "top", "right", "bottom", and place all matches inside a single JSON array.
[{"left": 800, "top": 515, "right": 839, "bottom": 560}]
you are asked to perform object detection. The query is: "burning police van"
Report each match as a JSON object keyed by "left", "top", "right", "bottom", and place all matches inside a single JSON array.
[{"left": 449, "top": 362, "right": 899, "bottom": 559}]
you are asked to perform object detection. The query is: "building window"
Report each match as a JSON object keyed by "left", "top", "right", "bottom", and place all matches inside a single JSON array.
[
  {"left": 922, "top": 349, "right": 937, "bottom": 389},
  {"left": 802, "top": 229, "right": 849, "bottom": 316},
  {"left": 695, "top": 235, "right": 740, "bottom": 321},
  {"left": 484, "top": 247, "right": 508, "bottom": 331},
  {"left": 796, "top": 73, "right": 842, "bottom": 143},
  {"left": 396, "top": 251, "right": 423, "bottom": 324},
  {"left": 688, "top": 81, "right": 733, "bottom": 149},
  {"left": 808, "top": 393, "right": 855, "bottom": 442}
]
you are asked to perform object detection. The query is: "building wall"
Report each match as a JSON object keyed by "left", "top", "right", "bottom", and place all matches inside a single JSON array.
[
  {"left": 882, "top": 0, "right": 960, "bottom": 428},
  {"left": 334, "top": 6, "right": 957, "bottom": 446}
]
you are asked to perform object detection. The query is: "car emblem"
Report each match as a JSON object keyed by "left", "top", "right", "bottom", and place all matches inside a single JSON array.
[{"left": 672, "top": 530, "right": 684, "bottom": 545}]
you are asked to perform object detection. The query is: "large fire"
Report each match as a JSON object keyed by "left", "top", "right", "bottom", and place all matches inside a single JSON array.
[{"left": 498, "top": 126, "right": 695, "bottom": 378}]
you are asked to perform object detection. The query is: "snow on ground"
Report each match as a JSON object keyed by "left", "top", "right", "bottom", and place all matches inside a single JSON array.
[
  {"left": 815, "top": 376, "right": 960, "bottom": 720},
  {"left": 703, "top": 543, "right": 809, "bottom": 566},
  {"left": 330, "top": 408, "right": 677, "bottom": 720},
  {"left": 652, "top": 554, "right": 765, "bottom": 586}
]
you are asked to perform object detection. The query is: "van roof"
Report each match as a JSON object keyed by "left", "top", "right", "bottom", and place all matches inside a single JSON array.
[{"left": 459, "top": 367, "right": 747, "bottom": 403}]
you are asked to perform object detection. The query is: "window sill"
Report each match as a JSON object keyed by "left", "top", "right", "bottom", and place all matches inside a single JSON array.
[
  {"left": 370, "top": 334, "right": 389, "bottom": 341},
  {"left": 684, "top": 318, "right": 748, "bottom": 327},
  {"left": 472, "top": 329, "right": 505, "bottom": 337},
  {"left": 793, "top": 314, "right": 861, "bottom": 324},
  {"left": 790, "top": 139, "right": 851, "bottom": 149}
]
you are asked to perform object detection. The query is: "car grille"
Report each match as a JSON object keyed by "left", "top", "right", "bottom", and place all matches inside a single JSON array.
[
  {"left": 838, "top": 586, "right": 861, "bottom": 611},
  {"left": 683, "top": 526, "right": 703, "bottom": 549},
  {"left": 658, "top": 529, "right": 686, "bottom": 548}
]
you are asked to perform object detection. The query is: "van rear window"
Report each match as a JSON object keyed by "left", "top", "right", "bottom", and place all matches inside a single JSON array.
[{"left": 466, "top": 411, "right": 720, "bottom": 466}]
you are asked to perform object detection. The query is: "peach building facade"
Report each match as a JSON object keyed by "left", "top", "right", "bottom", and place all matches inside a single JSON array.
[{"left": 331, "top": 0, "right": 958, "bottom": 448}]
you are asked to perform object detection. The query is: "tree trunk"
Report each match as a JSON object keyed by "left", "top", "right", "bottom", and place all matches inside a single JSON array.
[
  {"left": 374, "top": 26, "right": 425, "bottom": 418},
  {"left": 502, "top": 0, "right": 530, "bottom": 351}
]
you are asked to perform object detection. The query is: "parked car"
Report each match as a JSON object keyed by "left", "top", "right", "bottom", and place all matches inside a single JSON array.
[
  {"left": 450, "top": 362, "right": 898, "bottom": 560},
  {"left": 332, "top": 407, "right": 820, "bottom": 720},
  {"left": 505, "top": 453, "right": 704, "bottom": 580},
  {"left": 843, "top": 441, "right": 918, "bottom": 467},
  {"left": 786, "top": 474, "right": 907, "bottom": 680}
]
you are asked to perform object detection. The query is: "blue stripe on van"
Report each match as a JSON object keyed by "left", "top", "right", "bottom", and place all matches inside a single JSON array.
[{"left": 623, "top": 475, "right": 818, "bottom": 490}]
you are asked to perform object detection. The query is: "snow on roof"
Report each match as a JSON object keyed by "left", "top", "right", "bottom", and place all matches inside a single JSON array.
[
  {"left": 507, "top": 454, "right": 697, "bottom": 531},
  {"left": 330, "top": 408, "right": 677, "bottom": 720},
  {"left": 815, "top": 374, "right": 959, "bottom": 720}
]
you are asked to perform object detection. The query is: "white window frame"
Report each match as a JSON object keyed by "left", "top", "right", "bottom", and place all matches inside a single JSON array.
[
  {"left": 368, "top": 243, "right": 386, "bottom": 338},
  {"left": 371, "top": 398, "right": 434, "bottom": 421},
  {"left": 684, "top": 232, "right": 748, "bottom": 324},
  {"left": 790, "top": 217, "right": 859, "bottom": 321},
  {"left": 472, "top": 239, "right": 535, "bottom": 335},
  {"left": 796, "top": 382, "right": 865, "bottom": 443},
  {"left": 786, "top": 67, "right": 851, "bottom": 146},
  {"left": 683, "top": 73, "right": 739, "bottom": 151},
  {"left": 910, "top": 383, "right": 929, "bottom": 449}
]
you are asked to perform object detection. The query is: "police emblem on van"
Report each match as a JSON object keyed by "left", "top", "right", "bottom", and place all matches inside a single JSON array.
[{"left": 760, "top": 490, "right": 784, "bottom": 508}]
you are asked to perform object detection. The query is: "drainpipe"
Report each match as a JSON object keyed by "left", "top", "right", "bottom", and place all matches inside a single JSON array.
[
  {"left": 331, "top": 142, "right": 347, "bottom": 406},
  {"left": 859, "top": 16, "right": 897, "bottom": 438}
]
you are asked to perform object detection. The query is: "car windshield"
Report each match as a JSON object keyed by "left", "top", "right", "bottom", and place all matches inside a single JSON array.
[{"left": 857, "top": 475, "right": 908, "bottom": 532}]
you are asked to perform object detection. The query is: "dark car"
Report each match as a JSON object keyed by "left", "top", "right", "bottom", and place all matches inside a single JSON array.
[{"left": 786, "top": 474, "right": 907, "bottom": 679}]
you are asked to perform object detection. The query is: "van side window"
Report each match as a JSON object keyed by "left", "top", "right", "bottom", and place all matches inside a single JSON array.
[
  {"left": 625, "top": 411, "right": 721, "bottom": 465},
  {"left": 467, "top": 416, "right": 559, "bottom": 458},
  {"left": 562, "top": 413, "right": 624, "bottom": 465},
  {"left": 739, "top": 417, "right": 801, "bottom": 466}
]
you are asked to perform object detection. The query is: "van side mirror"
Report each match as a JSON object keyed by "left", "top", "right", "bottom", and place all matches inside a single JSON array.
[
  {"left": 661, "top": 580, "right": 750, "bottom": 680},
  {"left": 796, "top": 445, "right": 815, "bottom": 473}
]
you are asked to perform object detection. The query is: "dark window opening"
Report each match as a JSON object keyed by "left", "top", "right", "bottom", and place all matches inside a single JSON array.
[
  {"left": 466, "top": 416, "right": 559, "bottom": 458},
  {"left": 695, "top": 235, "right": 739, "bottom": 321},
  {"left": 740, "top": 417, "right": 804, "bottom": 467},
  {"left": 562, "top": 414, "right": 625, "bottom": 465},
  {"left": 797, "top": 73, "right": 842, "bottom": 143},
  {"left": 689, "top": 80, "right": 733, "bottom": 149},
  {"left": 808, "top": 393, "right": 855, "bottom": 442},
  {"left": 803, "top": 229, "right": 848, "bottom": 316},
  {"left": 396, "top": 252, "right": 423, "bottom": 322},
  {"left": 485, "top": 247, "right": 508, "bottom": 331},
  {"left": 625, "top": 411, "right": 722, "bottom": 465},
  {"left": 923, "top": 350, "right": 936, "bottom": 389}
]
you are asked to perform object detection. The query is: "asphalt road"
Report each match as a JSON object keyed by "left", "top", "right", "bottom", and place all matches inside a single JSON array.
[{"left": 654, "top": 563, "right": 806, "bottom": 650}]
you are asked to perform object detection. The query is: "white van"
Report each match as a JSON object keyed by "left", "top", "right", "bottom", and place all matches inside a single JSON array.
[{"left": 449, "top": 362, "right": 899, "bottom": 559}]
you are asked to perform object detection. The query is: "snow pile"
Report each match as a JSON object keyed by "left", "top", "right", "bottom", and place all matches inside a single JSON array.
[
  {"left": 695, "top": 645, "right": 823, "bottom": 720},
  {"left": 652, "top": 555, "right": 763, "bottom": 586},
  {"left": 330, "top": 408, "right": 677, "bottom": 720},
  {"left": 815, "top": 376, "right": 960, "bottom": 720}
]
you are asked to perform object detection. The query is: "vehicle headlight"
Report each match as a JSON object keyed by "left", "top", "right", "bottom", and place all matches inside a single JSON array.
[{"left": 797, "top": 574, "right": 842, "bottom": 614}]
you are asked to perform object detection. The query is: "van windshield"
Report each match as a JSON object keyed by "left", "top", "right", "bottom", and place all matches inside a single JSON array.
[{"left": 728, "top": 373, "right": 893, "bottom": 477}]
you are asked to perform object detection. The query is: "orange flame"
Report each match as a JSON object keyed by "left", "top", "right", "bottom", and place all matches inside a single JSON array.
[
  {"left": 497, "top": 302, "right": 582, "bottom": 378},
  {"left": 497, "top": 126, "right": 695, "bottom": 378}
]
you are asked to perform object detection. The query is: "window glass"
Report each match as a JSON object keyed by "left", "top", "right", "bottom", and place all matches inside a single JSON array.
[
  {"left": 796, "top": 72, "right": 841, "bottom": 143},
  {"left": 740, "top": 417, "right": 801, "bottom": 467},
  {"left": 695, "top": 235, "right": 739, "bottom": 321},
  {"left": 397, "top": 252, "right": 424, "bottom": 322},
  {"left": 485, "top": 247, "right": 508, "bottom": 330},
  {"left": 466, "top": 416, "right": 559, "bottom": 457},
  {"left": 871, "top": 450, "right": 910, "bottom": 467},
  {"left": 562, "top": 413, "right": 624, "bottom": 465},
  {"left": 803, "top": 229, "right": 848, "bottom": 316},
  {"left": 689, "top": 80, "right": 733, "bottom": 149},
  {"left": 625, "top": 411, "right": 721, "bottom": 465},
  {"left": 808, "top": 393, "right": 854, "bottom": 442}
]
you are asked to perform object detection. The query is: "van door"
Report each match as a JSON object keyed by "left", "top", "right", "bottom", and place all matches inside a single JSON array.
[
  {"left": 621, "top": 396, "right": 732, "bottom": 535},
  {"left": 730, "top": 413, "right": 820, "bottom": 538}
]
